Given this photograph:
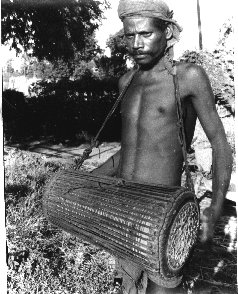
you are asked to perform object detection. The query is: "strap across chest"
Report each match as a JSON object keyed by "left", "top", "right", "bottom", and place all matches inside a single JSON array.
[{"left": 75, "top": 65, "right": 195, "bottom": 193}]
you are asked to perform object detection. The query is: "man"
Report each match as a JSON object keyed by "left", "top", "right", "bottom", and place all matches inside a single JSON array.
[{"left": 92, "top": 0, "right": 232, "bottom": 293}]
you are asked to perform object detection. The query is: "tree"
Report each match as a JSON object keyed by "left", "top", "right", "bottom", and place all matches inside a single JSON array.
[
  {"left": 6, "top": 59, "right": 14, "bottom": 75},
  {"left": 179, "top": 19, "right": 234, "bottom": 115},
  {"left": 1, "top": 0, "right": 110, "bottom": 61},
  {"left": 95, "top": 29, "right": 130, "bottom": 78}
]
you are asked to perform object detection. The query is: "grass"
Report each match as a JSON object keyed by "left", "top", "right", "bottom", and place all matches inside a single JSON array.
[
  {"left": 5, "top": 146, "right": 237, "bottom": 293},
  {"left": 5, "top": 147, "right": 115, "bottom": 294}
]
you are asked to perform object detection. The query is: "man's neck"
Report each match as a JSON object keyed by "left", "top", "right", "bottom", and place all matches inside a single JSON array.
[{"left": 138, "top": 55, "right": 167, "bottom": 73}]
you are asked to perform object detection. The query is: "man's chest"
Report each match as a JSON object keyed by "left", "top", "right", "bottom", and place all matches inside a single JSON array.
[{"left": 121, "top": 74, "right": 179, "bottom": 124}]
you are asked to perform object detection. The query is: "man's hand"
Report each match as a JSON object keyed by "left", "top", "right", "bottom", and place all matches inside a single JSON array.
[
  {"left": 121, "top": 271, "right": 148, "bottom": 294},
  {"left": 135, "top": 271, "right": 148, "bottom": 294}
]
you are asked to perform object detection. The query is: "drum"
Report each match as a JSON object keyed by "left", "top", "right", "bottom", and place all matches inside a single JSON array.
[{"left": 43, "top": 170, "right": 199, "bottom": 288}]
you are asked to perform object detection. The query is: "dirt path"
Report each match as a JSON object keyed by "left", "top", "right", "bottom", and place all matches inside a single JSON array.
[{"left": 8, "top": 140, "right": 121, "bottom": 167}]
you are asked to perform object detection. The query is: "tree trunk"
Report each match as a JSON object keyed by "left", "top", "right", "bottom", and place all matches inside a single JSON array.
[{"left": 197, "top": 0, "right": 203, "bottom": 50}]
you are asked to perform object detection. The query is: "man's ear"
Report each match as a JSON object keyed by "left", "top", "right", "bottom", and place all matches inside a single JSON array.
[{"left": 166, "top": 26, "right": 173, "bottom": 40}]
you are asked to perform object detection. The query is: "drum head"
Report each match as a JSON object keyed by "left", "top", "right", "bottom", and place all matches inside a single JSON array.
[
  {"left": 159, "top": 191, "right": 200, "bottom": 279},
  {"left": 166, "top": 200, "right": 199, "bottom": 271}
]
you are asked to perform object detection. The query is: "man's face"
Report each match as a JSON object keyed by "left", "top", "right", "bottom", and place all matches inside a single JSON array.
[{"left": 123, "top": 17, "right": 167, "bottom": 67}]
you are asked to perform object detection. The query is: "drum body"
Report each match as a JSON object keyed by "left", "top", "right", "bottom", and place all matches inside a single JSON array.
[{"left": 43, "top": 170, "right": 200, "bottom": 288}]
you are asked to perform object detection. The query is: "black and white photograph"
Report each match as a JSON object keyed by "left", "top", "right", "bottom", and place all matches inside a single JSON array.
[{"left": 2, "top": 0, "right": 237, "bottom": 293}]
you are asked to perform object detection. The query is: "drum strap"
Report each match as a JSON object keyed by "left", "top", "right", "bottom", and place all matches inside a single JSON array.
[
  {"left": 75, "top": 62, "right": 194, "bottom": 193},
  {"left": 172, "top": 66, "right": 195, "bottom": 192},
  {"left": 74, "top": 68, "right": 139, "bottom": 169}
]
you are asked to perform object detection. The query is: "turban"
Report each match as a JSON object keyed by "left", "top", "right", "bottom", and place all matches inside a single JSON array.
[{"left": 118, "top": 0, "right": 182, "bottom": 57}]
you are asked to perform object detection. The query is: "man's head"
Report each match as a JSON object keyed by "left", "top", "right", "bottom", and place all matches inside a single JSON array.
[
  {"left": 118, "top": 0, "right": 182, "bottom": 64},
  {"left": 123, "top": 17, "right": 172, "bottom": 68}
]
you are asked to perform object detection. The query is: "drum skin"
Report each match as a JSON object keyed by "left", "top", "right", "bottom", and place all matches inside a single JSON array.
[{"left": 43, "top": 170, "right": 200, "bottom": 288}]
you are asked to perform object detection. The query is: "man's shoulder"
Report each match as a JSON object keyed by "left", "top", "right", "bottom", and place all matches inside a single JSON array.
[
  {"left": 175, "top": 62, "right": 207, "bottom": 81},
  {"left": 175, "top": 62, "right": 213, "bottom": 100},
  {"left": 119, "top": 69, "right": 136, "bottom": 91}
]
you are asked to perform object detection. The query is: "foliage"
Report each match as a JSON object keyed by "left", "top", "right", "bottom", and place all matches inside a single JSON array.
[
  {"left": 2, "top": 89, "right": 27, "bottom": 119},
  {"left": 213, "top": 19, "right": 234, "bottom": 114},
  {"left": 179, "top": 50, "right": 225, "bottom": 97},
  {"left": 24, "top": 54, "right": 98, "bottom": 83},
  {"left": 5, "top": 147, "right": 115, "bottom": 294},
  {"left": 95, "top": 30, "right": 129, "bottom": 78},
  {"left": 1, "top": 0, "right": 109, "bottom": 61},
  {"left": 29, "top": 29, "right": 130, "bottom": 83},
  {"left": 179, "top": 49, "right": 234, "bottom": 115},
  {"left": 2, "top": 90, "right": 30, "bottom": 140},
  {"left": 29, "top": 73, "right": 121, "bottom": 141},
  {"left": 3, "top": 71, "right": 121, "bottom": 143},
  {"left": 179, "top": 19, "right": 234, "bottom": 116},
  {"left": 2, "top": 15, "right": 131, "bottom": 144},
  {"left": 5, "top": 59, "right": 15, "bottom": 74}
]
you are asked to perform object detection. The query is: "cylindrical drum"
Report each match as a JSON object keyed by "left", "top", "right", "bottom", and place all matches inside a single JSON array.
[{"left": 43, "top": 170, "right": 200, "bottom": 288}]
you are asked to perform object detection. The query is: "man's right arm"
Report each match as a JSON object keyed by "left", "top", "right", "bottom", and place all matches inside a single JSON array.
[{"left": 91, "top": 150, "right": 121, "bottom": 177}]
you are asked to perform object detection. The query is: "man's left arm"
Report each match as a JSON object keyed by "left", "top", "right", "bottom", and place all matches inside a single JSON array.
[{"left": 185, "top": 64, "right": 233, "bottom": 242}]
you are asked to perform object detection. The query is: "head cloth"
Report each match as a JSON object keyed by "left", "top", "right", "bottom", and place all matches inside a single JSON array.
[{"left": 118, "top": 0, "right": 182, "bottom": 58}]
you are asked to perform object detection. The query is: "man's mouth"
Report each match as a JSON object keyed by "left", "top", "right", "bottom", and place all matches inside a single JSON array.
[{"left": 133, "top": 53, "right": 148, "bottom": 59}]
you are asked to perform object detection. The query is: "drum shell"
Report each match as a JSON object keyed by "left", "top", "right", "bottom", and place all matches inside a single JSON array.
[{"left": 43, "top": 170, "right": 199, "bottom": 288}]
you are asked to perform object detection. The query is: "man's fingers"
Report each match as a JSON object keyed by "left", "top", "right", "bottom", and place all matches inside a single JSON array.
[
  {"left": 125, "top": 271, "right": 148, "bottom": 294},
  {"left": 200, "top": 221, "right": 209, "bottom": 243},
  {"left": 200, "top": 212, "right": 215, "bottom": 243},
  {"left": 137, "top": 271, "right": 148, "bottom": 294}
]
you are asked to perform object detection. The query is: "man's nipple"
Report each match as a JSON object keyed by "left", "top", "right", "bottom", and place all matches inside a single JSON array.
[{"left": 158, "top": 106, "right": 165, "bottom": 113}]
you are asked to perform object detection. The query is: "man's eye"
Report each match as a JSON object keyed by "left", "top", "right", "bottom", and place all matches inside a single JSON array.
[
  {"left": 142, "top": 32, "right": 152, "bottom": 37},
  {"left": 125, "top": 35, "right": 134, "bottom": 39}
]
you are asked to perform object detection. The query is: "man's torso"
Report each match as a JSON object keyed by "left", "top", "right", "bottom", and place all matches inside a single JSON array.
[{"left": 118, "top": 63, "right": 197, "bottom": 186}]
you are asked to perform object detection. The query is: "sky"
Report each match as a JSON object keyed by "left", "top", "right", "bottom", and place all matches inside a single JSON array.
[{"left": 96, "top": 0, "right": 235, "bottom": 58}]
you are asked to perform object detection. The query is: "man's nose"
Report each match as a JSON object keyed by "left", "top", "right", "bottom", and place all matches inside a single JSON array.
[{"left": 133, "top": 35, "right": 143, "bottom": 50}]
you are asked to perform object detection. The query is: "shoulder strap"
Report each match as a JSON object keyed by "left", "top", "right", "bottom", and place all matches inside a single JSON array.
[
  {"left": 172, "top": 66, "right": 195, "bottom": 192},
  {"left": 74, "top": 68, "right": 138, "bottom": 169},
  {"left": 76, "top": 64, "right": 195, "bottom": 193}
]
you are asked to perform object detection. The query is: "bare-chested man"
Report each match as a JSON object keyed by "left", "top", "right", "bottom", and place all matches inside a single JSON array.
[{"left": 92, "top": 0, "right": 232, "bottom": 293}]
